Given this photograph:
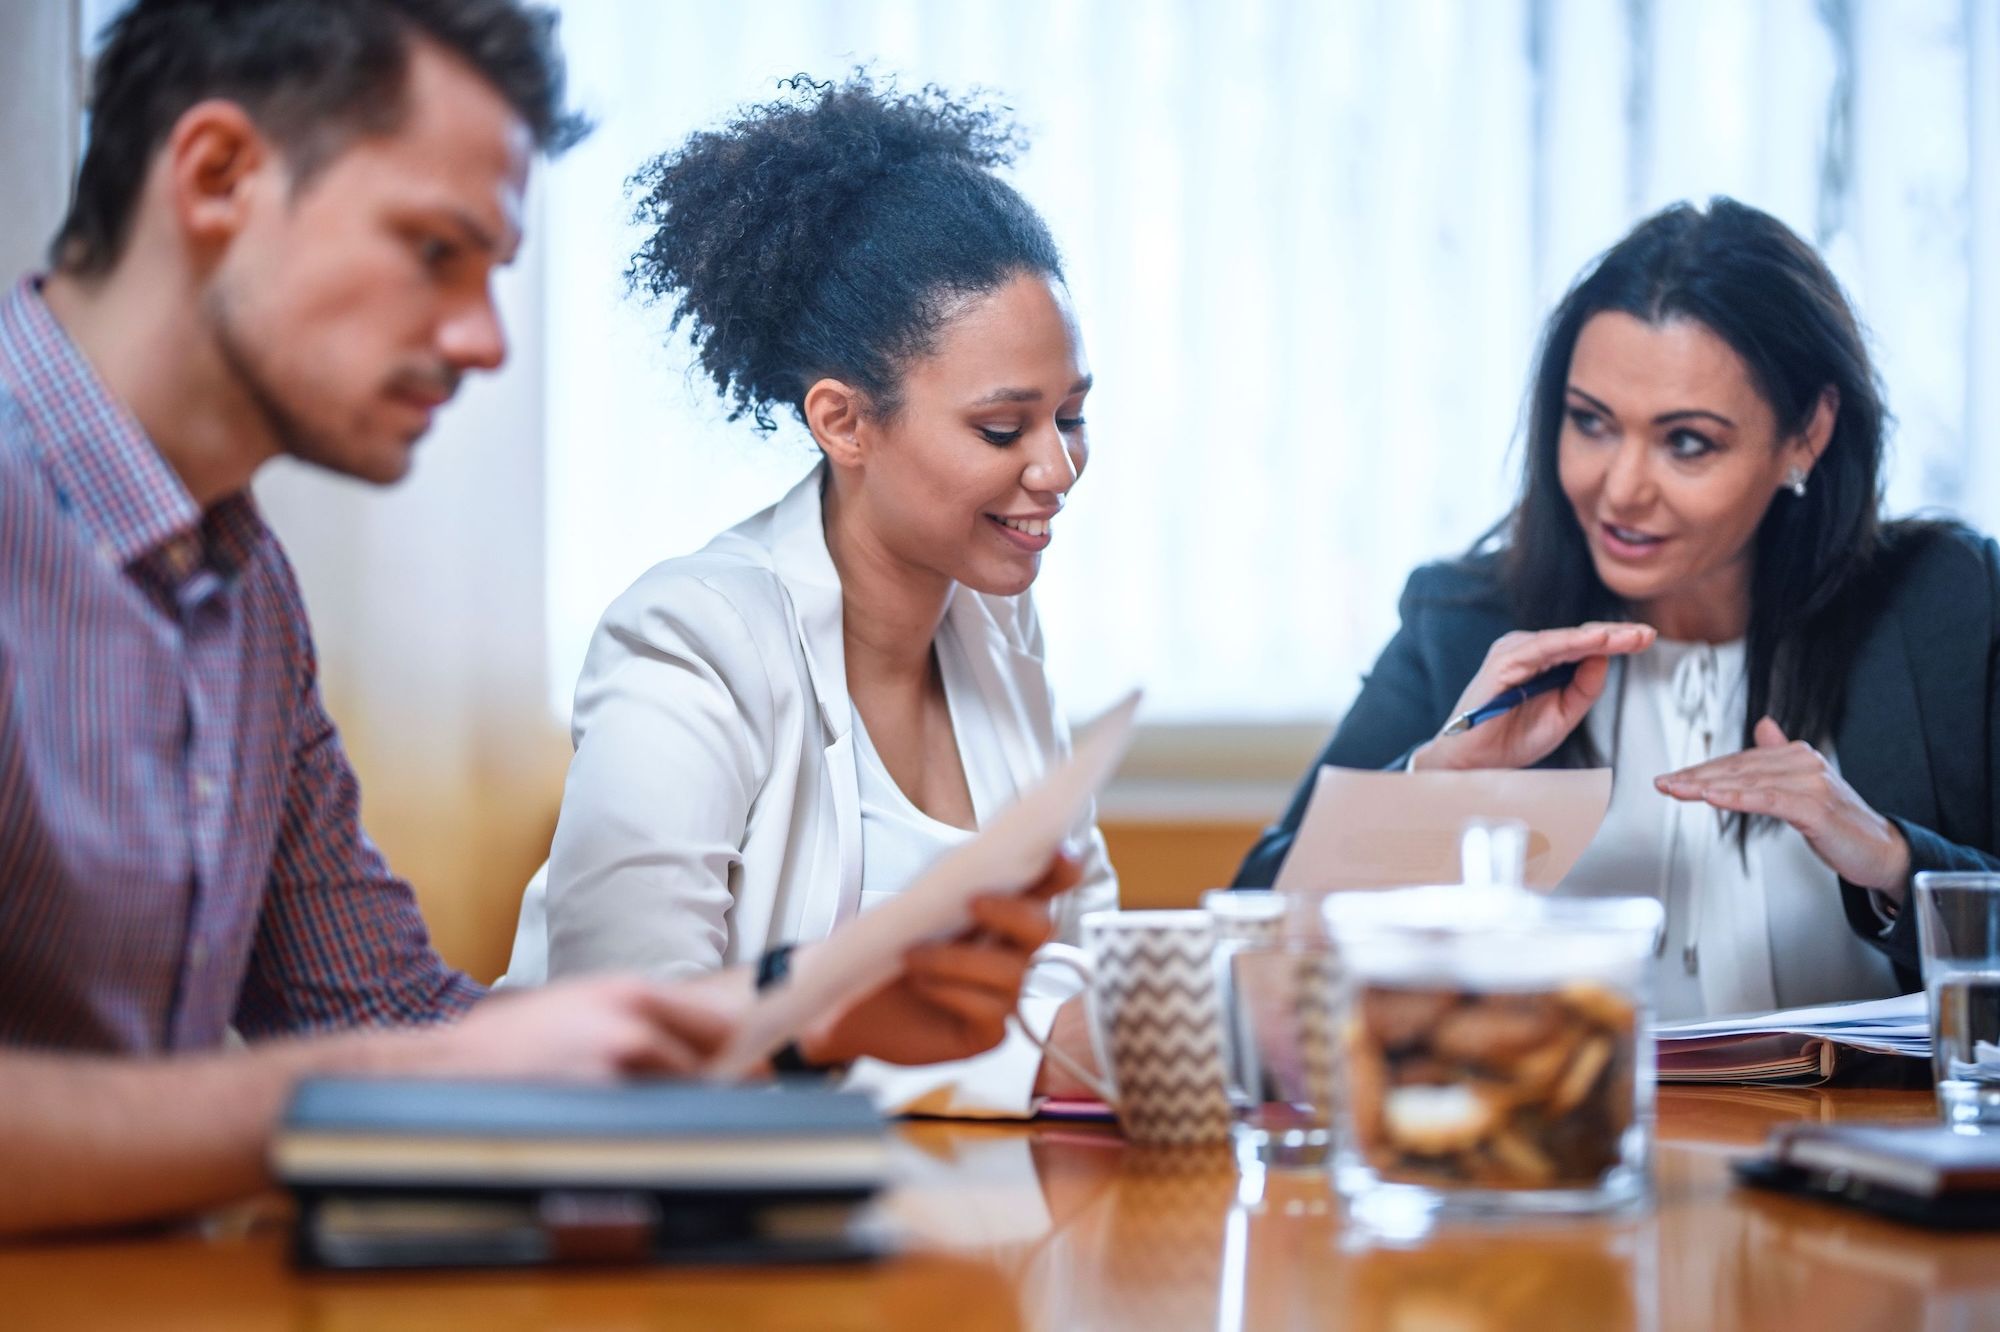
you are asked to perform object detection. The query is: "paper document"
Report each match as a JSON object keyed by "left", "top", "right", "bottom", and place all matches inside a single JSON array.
[
  {"left": 1657, "top": 992, "right": 1927, "bottom": 1047},
  {"left": 1654, "top": 992, "right": 1927, "bottom": 1084},
  {"left": 707, "top": 689, "right": 1143, "bottom": 1081},
  {"left": 1271, "top": 766, "right": 1613, "bottom": 893}
]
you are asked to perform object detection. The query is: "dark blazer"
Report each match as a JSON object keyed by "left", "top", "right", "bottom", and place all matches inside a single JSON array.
[{"left": 1235, "top": 524, "right": 2000, "bottom": 976}]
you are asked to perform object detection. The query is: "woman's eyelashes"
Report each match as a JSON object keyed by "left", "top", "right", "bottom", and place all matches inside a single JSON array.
[
  {"left": 1566, "top": 405, "right": 1607, "bottom": 438},
  {"left": 976, "top": 416, "right": 1088, "bottom": 446},
  {"left": 1565, "top": 405, "right": 1718, "bottom": 462}
]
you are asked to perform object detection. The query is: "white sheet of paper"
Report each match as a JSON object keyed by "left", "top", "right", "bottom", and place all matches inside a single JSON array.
[
  {"left": 1270, "top": 765, "right": 1613, "bottom": 893},
  {"left": 706, "top": 689, "right": 1143, "bottom": 1081},
  {"left": 1656, "top": 992, "right": 1926, "bottom": 1042},
  {"left": 1655, "top": 993, "right": 1929, "bottom": 1064}
]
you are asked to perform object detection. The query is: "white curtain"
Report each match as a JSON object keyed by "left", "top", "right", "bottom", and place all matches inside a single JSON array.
[
  {"left": 539, "top": 0, "right": 2000, "bottom": 726},
  {"left": 45, "top": 0, "right": 1996, "bottom": 969}
]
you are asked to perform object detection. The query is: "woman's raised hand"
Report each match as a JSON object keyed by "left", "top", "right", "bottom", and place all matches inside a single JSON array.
[
  {"left": 1655, "top": 717, "right": 1912, "bottom": 899},
  {"left": 1410, "top": 622, "right": 1656, "bottom": 772}
]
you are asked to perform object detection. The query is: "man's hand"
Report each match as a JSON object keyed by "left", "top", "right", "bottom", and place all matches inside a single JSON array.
[
  {"left": 425, "top": 976, "right": 738, "bottom": 1081},
  {"left": 799, "top": 853, "right": 1082, "bottom": 1068},
  {"left": 0, "top": 975, "right": 743, "bottom": 1239}
]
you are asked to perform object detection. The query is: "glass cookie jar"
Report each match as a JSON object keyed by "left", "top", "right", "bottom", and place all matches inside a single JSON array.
[{"left": 1322, "top": 886, "right": 1662, "bottom": 1233}]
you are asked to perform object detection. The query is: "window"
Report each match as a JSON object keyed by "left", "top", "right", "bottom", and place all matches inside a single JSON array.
[{"left": 526, "top": 1, "right": 1999, "bottom": 726}]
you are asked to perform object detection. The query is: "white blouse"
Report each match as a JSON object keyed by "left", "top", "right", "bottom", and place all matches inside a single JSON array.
[
  {"left": 851, "top": 627, "right": 997, "bottom": 913},
  {"left": 854, "top": 708, "right": 976, "bottom": 905},
  {"left": 1560, "top": 638, "right": 1897, "bottom": 1020}
]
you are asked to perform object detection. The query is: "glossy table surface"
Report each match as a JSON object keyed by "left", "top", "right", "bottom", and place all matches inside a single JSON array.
[{"left": 3, "top": 1087, "right": 1994, "bottom": 1331}]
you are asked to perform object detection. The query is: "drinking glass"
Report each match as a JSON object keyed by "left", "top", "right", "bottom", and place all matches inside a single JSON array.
[
  {"left": 1914, "top": 872, "right": 2000, "bottom": 1128},
  {"left": 1219, "top": 943, "right": 1341, "bottom": 1169},
  {"left": 1202, "top": 889, "right": 1344, "bottom": 1169}
]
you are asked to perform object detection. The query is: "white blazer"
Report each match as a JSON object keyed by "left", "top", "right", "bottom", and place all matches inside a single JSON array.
[{"left": 506, "top": 464, "right": 1118, "bottom": 1116}]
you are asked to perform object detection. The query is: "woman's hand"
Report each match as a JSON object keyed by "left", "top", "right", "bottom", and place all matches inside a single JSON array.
[
  {"left": 1655, "top": 717, "right": 1913, "bottom": 900},
  {"left": 800, "top": 853, "right": 1081, "bottom": 1069},
  {"left": 1410, "top": 622, "right": 1656, "bottom": 771}
]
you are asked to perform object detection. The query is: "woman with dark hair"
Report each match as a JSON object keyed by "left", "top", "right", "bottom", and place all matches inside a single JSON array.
[
  {"left": 504, "top": 75, "right": 1113, "bottom": 1112},
  {"left": 1239, "top": 197, "right": 1999, "bottom": 1018}
]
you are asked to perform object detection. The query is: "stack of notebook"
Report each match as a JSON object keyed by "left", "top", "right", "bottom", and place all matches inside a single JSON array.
[
  {"left": 1655, "top": 993, "right": 1928, "bottom": 1085},
  {"left": 272, "top": 1078, "right": 892, "bottom": 1270}
]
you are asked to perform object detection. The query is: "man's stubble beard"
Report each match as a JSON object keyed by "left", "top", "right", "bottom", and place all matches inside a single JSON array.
[{"left": 205, "top": 282, "right": 400, "bottom": 485}]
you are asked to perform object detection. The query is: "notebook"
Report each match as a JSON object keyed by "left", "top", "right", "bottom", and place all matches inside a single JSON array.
[
  {"left": 274, "top": 1078, "right": 892, "bottom": 1269},
  {"left": 1736, "top": 1122, "right": 2000, "bottom": 1228}
]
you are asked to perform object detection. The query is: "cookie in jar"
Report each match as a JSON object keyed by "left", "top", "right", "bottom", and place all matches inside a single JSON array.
[{"left": 1324, "top": 887, "right": 1661, "bottom": 1226}]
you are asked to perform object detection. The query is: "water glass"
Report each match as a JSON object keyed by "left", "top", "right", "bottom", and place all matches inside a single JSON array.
[
  {"left": 1914, "top": 872, "right": 2000, "bottom": 1128},
  {"left": 1221, "top": 944, "right": 1341, "bottom": 1169},
  {"left": 1202, "top": 889, "right": 1343, "bottom": 1168},
  {"left": 1201, "top": 887, "right": 1287, "bottom": 952}
]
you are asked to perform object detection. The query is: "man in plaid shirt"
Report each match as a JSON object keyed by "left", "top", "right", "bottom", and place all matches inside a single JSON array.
[{"left": 0, "top": 0, "right": 1072, "bottom": 1236}]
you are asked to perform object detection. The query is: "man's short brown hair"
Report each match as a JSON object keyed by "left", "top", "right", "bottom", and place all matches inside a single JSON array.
[{"left": 52, "top": 0, "right": 588, "bottom": 275}]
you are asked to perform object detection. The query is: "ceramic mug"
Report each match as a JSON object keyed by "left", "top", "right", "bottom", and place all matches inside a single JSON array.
[{"left": 1025, "top": 909, "right": 1234, "bottom": 1145}]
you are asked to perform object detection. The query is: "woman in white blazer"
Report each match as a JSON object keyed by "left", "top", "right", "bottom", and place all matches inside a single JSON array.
[{"left": 506, "top": 75, "right": 1117, "bottom": 1116}]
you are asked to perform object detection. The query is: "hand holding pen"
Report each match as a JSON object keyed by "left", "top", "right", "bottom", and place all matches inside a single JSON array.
[{"left": 1410, "top": 622, "right": 1656, "bottom": 772}]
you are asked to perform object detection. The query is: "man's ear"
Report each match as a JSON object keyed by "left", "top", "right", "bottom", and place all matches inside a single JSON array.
[
  {"left": 163, "top": 99, "right": 273, "bottom": 257},
  {"left": 803, "top": 377, "right": 869, "bottom": 471}
]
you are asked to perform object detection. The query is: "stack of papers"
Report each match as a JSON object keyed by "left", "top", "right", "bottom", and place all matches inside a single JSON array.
[{"left": 1655, "top": 993, "right": 1928, "bottom": 1085}]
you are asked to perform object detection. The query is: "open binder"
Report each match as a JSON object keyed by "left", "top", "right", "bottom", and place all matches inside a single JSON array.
[{"left": 1655, "top": 993, "right": 1927, "bottom": 1086}]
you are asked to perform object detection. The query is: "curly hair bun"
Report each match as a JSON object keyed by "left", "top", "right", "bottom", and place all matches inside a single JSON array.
[{"left": 627, "top": 71, "right": 1064, "bottom": 430}]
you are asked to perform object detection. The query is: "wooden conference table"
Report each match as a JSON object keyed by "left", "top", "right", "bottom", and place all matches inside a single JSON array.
[{"left": 2, "top": 1087, "right": 1993, "bottom": 1331}]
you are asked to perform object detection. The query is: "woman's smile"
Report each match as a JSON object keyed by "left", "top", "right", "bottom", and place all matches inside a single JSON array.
[{"left": 987, "top": 509, "right": 1056, "bottom": 551}]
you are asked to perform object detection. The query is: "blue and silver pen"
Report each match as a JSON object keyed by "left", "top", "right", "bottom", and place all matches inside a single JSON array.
[{"left": 1438, "top": 662, "right": 1579, "bottom": 737}]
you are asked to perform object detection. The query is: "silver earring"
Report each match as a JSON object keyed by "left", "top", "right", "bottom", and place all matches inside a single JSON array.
[{"left": 1785, "top": 467, "right": 1807, "bottom": 498}]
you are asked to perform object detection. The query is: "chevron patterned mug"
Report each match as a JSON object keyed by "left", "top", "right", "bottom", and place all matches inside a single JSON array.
[{"left": 1029, "top": 910, "right": 1235, "bottom": 1145}]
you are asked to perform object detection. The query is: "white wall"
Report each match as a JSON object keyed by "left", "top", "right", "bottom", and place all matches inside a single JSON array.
[{"left": 0, "top": 3, "right": 82, "bottom": 276}]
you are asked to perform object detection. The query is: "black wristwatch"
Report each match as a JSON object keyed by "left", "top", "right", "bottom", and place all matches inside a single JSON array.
[{"left": 755, "top": 943, "right": 827, "bottom": 1076}]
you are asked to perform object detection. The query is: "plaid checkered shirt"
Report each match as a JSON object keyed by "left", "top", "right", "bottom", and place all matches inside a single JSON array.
[{"left": 0, "top": 276, "right": 483, "bottom": 1052}]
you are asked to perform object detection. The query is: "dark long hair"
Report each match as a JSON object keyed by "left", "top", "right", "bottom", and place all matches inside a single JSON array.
[{"left": 1500, "top": 198, "right": 1892, "bottom": 802}]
